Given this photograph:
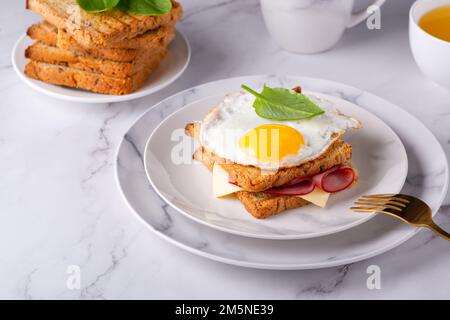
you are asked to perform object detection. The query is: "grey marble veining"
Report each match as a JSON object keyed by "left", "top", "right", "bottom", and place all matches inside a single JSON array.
[{"left": 1, "top": 0, "right": 450, "bottom": 299}]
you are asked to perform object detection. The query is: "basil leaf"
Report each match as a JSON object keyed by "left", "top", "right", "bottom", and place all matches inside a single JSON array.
[
  {"left": 241, "top": 85, "right": 325, "bottom": 121},
  {"left": 118, "top": 0, "right": 172, "bottom": 15},
  {"left": 76, "top": 0, "right": 120, "bottom": 13}
]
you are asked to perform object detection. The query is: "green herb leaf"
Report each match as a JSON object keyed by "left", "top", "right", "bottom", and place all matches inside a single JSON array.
[
  {"left": 241, "top": 84, "right": 325, "bottom": 121},
  {"left": 76, "top": 0, "right": 120, "bottom": 13},
  {"left": 117, "top": 0, "right": 172, "bottom": 16}
]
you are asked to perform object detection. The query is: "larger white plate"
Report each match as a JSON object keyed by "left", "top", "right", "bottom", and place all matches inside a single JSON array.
[
  {"left": 144, "top": 92, "right": 408, "bottom": 239},
  {"left": 116, "top": 75, "right": 449, "bottom": 270},
  {"left": 12, "top": 30, "right": 190, "bottom": 104}
]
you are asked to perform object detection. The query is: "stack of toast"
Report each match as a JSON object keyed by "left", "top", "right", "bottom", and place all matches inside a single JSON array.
[{"left": 24, "top": 0, "right": 183, "bottom": 95}]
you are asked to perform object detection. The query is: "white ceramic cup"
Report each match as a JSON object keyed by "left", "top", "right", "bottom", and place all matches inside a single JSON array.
[
  {"left": 410, "top": 0, "right": 450, "bottom": 89},
  {"left": 260, "top": 0, "right": 386, "bottom": 54}
]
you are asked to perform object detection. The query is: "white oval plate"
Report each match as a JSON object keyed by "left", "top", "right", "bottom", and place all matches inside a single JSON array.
[
  {"left": 116, "top": 75, "right": 448, "bottom": 270},
  {"left": 11, "top": 31, "right": 190, "bottom": 104},
  {"left": 144, "top": 92, "right": 408, "bottom": 239}
]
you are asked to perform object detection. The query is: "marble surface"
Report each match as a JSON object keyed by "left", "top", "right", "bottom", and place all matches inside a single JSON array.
[{"left": 1, "top": 0, "right": 450, "bottom": 299}]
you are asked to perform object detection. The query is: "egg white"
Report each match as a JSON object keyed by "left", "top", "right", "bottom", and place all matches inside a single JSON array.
[{"left": 199, "top": 90, "right": 361, "bottom": 170}]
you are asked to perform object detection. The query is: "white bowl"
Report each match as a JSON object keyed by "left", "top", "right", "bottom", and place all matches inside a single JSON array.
[{"left": 410, "top": 0, "right": 450, "bottom": 89}]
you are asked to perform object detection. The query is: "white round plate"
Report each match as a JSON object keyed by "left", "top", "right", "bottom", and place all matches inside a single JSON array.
[
  {"left": 144, "top": 92, "right": 408, "bottom": 239},
  {"left": 12, "top": 31, "right": 190, "bottom": 104},
  {"left": 116, "top": 75, "right": 449, "bottom": 270}
]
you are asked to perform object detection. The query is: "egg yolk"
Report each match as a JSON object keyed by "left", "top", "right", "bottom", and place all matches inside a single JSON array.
[{"left": 239, "top": 124, "right": 304, "bottom": 163}]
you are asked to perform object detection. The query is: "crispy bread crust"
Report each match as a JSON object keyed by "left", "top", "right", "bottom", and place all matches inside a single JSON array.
[
  {"left": 235, "top": 192, "right": 310, "bottom": 219},
  {"left": 25, "top": 42, "right": 159, "bottom": 78},
  {"left": 27, "top": 21, "right": 139, "bottom": 62},
  {"left": 24, "top": 49, "right": 166, "bottom": 95},
  {"left": 57, "top": 24, "right": 176, "bottom": 50},
  {"left": 27, "top": 21, "right": 57, "bottom": 47},
  {"left": 186, "top": 122, "right": 353, "bottom": 192},
  {"left": 27, "top": 21, "right": 175, "bottom": 61},
  {"left": 26, "top": 0, "right": 182, "bottom": 47}
]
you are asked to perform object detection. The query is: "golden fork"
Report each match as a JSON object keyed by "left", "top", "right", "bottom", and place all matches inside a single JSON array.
[{"left": 351, "top": 194, "right": 450, "bottom": 241}]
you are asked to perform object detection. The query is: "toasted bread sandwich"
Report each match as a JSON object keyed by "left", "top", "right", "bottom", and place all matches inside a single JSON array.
[
  {"left": 186, "top": 124, "right": 357, "bottom": 219},
  {"left": 185, "top": 86, "right": 361, "bottom": 219}
]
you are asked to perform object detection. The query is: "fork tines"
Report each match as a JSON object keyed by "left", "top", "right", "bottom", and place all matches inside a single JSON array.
[{"left": 351, "top": 194, "right": 410, "bottom": 213}]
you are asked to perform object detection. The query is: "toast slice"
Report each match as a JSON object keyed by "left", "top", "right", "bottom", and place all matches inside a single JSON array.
[
  {"left": 27, "top": 21, "right": 175, "bottom": 60},
  {"left": 26, "top": 0, "right": 183, "bottom": 48},
  {"left": 235, "top": 191, "right": 310, "bottom": 219},
  {"left": 26, "top": 21, "right": 58, "bottom": 47},
  {"left": 58, "top": 23, "right": 176, "bottom": 50},
  {"left": 27, "top": 21, "right": 139, "bottom": 62},
  {"left": 24, "top": 49, "right": 166, "bottom": 95},
  {"left": 186, "top": 122, "right": 353, "bottom": 192},
  {"left": 25, "top": 42, "right": 161, "bottom": 78}
]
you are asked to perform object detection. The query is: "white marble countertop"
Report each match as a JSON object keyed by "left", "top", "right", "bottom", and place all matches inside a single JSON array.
[{"left": 1, "top": 0, "right": 450, "bottom": 299}]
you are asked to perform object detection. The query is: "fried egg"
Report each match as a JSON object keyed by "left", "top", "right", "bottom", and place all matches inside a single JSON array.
[{"left": 199, "top": 90, "right": 361, "bottom": 170}]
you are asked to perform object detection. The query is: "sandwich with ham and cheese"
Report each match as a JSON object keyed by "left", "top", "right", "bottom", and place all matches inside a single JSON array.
[{"left": 185, "top": 85, "right": 361, "bottom": 219}]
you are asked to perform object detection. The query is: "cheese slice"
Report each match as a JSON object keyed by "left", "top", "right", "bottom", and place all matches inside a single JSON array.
[
  {"left": 213, "top": 163, "right": 242, "bottom": 197},
  {"left": 298, "top": 187, "right": 330, "bottom": 208},
  {"left": 212, "top": 163, "right": 330, "bottom": 207}
]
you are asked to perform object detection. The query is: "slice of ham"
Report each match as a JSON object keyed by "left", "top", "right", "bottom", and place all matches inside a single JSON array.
[
  {"left": 284, "top": 176, "right": 313, "bottom": 186},
  {"left": 264, "top": 178, "right": 315, "bottom": 196},
  {"left": 313, "top": 165, "right": 355, "bottom": 193},
  {"left": 264, "top": 165, "right": 355, "bottom": 195}
]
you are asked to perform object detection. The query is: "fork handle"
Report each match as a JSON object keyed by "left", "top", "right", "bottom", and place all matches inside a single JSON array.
[{"left": 426, "top": 221, "right": 450, "bottom": 242}]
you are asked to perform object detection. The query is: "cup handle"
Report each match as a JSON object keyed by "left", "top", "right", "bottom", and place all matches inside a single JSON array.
[{"left": 347, "top": 0, "right": 386, "bottom": 28}]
